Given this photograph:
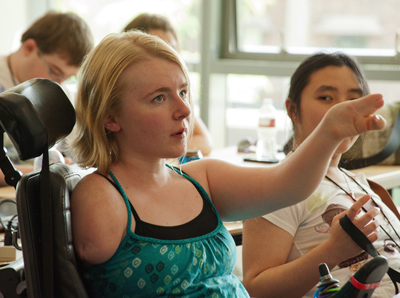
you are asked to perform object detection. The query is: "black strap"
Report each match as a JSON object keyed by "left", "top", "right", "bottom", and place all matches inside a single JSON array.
[
  {"left": 40, "top": 146, "right": 53, "bottom": 298},
  {"left": 340, "top": 107, "right": 400, "bottom": 170},
  {"left": 339, "top": 214, "right": 400, "bottom": 293},
  {"left": 339, "top": 214, "right": 378, "bottom": 257},
  {"left": 95, "top": 172, "right": 144, "bottom": 224},
  {"left": 95, "top": 172, "right": 119, "bottom": 190}
]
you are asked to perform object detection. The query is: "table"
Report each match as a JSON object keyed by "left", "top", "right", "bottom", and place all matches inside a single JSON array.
[
  {"left": 0, "top": 233, "right": 23, "bottom": 263},
  {"left": 223, "top": 221, "right": 243, "bottom": 235},
  {"left": 0, "top": 186, "right": 16, "bottom": 199},
  {"left": 352, "top": 166, "right": 400, "bottom": 191}
]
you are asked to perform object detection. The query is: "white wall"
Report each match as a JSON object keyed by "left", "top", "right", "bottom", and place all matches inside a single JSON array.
[
  {"left": 0, "top": 0, "right": 51, "bottom": 55},
  {"left": 0, "top": 0, "right": 28, "bottom": 54}
]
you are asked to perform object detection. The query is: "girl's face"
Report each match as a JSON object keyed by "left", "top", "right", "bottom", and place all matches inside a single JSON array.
[
  {"left": 104, "top": 57, "right": 191, "bottom": 161},
  {"left": 292, "top": 65, "right": 364, "bottom": 154}
]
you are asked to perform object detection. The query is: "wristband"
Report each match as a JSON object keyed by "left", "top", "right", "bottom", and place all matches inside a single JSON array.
[{"left": 349, "top": 274, "right": 381, "bottom": 290}]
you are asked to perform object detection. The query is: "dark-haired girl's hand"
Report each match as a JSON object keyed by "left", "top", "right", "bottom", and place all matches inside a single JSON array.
[{"left": 327, "top": 194, "right": 380, "bottom": 263}]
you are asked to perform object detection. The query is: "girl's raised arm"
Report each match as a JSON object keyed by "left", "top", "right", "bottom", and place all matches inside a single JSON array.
[{"left": 183, "top": 94, "right": 385, "bottom": 221}]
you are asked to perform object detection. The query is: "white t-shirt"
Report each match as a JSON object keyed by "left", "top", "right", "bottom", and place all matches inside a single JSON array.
[{"left": 264, "top": 169, "right": 400, "bottom": 298}]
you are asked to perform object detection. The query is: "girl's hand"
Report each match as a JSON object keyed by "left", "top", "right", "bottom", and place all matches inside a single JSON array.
[
  {"left": 322, "top": 94, "right": 385, "bottom": 142},
  {"left": 327, "top": 194, "right": 380, "bottom": 262}
]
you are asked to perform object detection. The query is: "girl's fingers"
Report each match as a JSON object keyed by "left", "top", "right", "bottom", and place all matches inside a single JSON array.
[
  {"left": 325, "top": 94, "right": 385, "bottom": 139},
  {"left": 332, "top": 195, "right": 380, "bottom": 246},
  {"left": 353, "top": 94, "right": 385, "bottom": 133},
  {"left": 367, "top": 114, "right": 386, "bottom": 131},
  {"left": 345, "top": 194, "right": 380, "bottom": 243},
  {"left": 367, "top": 228, "right": 380, "bottom": 243},
  {"left": 346, "top": 194, "right": 371, "bottom": 220},
  {"left": 360, "top": 217, "right": 380, "bottom": 235},
  {"left": 355, "top": 207, "right": 380, "bottom": 228},
  {"left": 352, "top": 94, "right": 384, "bottom": 116}
]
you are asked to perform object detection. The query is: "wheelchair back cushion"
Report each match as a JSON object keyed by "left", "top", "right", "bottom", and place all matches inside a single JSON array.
[{"left": 17, "top": 162, "right": 88, "bottom": 298}]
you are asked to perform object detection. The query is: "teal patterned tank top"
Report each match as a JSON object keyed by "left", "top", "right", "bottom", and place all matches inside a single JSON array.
[{"left": 81, "top": 166, "right": 249, "bottom": 298}]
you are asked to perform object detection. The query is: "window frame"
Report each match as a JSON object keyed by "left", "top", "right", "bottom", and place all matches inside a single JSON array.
[{"left": 219, "top": 0, "right": 400, "bottom": 81}]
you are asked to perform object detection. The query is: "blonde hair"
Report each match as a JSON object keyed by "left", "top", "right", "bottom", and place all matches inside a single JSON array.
[{"left": 71, "top": 31, "right": 193, "bottom": 173}]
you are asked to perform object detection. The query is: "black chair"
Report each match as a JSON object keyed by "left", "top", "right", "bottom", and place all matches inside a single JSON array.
[
  {"left": 17, "top": 162, "right": 87, "bottom": 298},
  {"left": 0, "top": 79, "right": 88, "bottom": 298}
]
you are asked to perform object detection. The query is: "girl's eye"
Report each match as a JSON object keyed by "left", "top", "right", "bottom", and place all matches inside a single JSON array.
[
  {"left": 180, "top": 90, "right": 187, "bottom": 98},
  {"left": 318, "top": 96, "right": 332, "bottom": 101},
  {"left": 153, "top": 95, "right": 165, "bottom": 103}
]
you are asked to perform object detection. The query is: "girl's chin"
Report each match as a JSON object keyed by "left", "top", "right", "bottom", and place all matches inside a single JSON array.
[{"left": 167, "top": 148, "right": 187, "bottom": 159}]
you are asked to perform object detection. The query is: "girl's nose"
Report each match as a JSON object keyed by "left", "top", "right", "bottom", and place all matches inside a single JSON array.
[{"left": 173, "top": 95, "right": 191, "bottom": 120}]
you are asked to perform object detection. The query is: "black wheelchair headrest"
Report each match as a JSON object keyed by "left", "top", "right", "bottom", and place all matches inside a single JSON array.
[{"left": 0, "top": 78, "right": 76, "bottom": 160}]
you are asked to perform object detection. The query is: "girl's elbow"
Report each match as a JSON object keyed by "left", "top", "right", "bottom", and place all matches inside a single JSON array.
[{"left": 242, "top": 272, "right": 261, "bottom": 297}]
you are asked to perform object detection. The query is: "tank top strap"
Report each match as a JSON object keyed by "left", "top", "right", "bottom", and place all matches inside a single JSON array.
[
  {"left": 95, "top": 172, "right": 118, "bottom": 191},
  {"left": 108, "top": 165, "right": 221, "bottom": 237},
  {"left": 97, "top": 172, "right": 144, "bottom": 231},
  {"left": 166, "top": 164, "right": 219, "bottom": 216}
]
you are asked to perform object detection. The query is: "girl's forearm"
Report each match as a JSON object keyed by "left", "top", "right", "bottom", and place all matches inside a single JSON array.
[{"left": 244, "top": 241, "right": 340, "bottom": 298}]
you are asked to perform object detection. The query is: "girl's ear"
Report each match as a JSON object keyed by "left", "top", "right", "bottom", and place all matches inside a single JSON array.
[
  {"left": 104, "top": 115, "right": 121, "bottom": 132},
  {"left": 286, "top": 98, "right": 298, "bottom": 123}
]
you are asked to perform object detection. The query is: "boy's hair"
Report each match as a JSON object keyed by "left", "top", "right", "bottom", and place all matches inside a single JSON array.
[
  {"left": 71, "top": 31, "right": 193, "bottom": 173},
  {"left": 21, "top": 11, "right": 94, "bottom": 66},
  {"left": 123, "top": 13, "right": 180, "bottom": 51}
]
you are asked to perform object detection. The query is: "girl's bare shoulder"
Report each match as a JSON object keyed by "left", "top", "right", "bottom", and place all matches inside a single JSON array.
[{"left": 72, "top": 171, "right": 122, "bottom": 205}]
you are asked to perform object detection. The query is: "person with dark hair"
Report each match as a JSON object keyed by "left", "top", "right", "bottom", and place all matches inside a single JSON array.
[
  {"left": 70, "top": 32, "right": 385, "bottom": 297},
  {"left": 123, "top": 12, "right": 213, "bottom": 156},
  {"left": 0, "top": 11, "right": 94, "bottom": 186},
  {"left": 242, "top": 52, "right": 399, "bottom": 298}
]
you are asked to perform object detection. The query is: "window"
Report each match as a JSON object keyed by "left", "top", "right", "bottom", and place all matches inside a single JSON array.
[
  {"left": 53, "top": 0, "right": 202, "bottom": 103},
  {"left": 224, "top": 0, "right": 400, "bottom": 63},
  {"left": 218, "top": 0, "right": 400, "bottom": 150},
  {"left": 225, "top": 74, "right": 291, "bottom": 149},
  {"left": 53, "top": 0, "right": 201, "bottom": 61}
]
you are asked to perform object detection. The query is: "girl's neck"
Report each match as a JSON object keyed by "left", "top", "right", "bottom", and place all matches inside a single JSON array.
[{"left": 111, "top": 154, "right": 170, "bottom": 181}]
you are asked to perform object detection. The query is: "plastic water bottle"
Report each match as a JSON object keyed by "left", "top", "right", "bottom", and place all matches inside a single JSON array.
[{"left": 256, "top": 98, "right": 277, "bottom": 159}]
